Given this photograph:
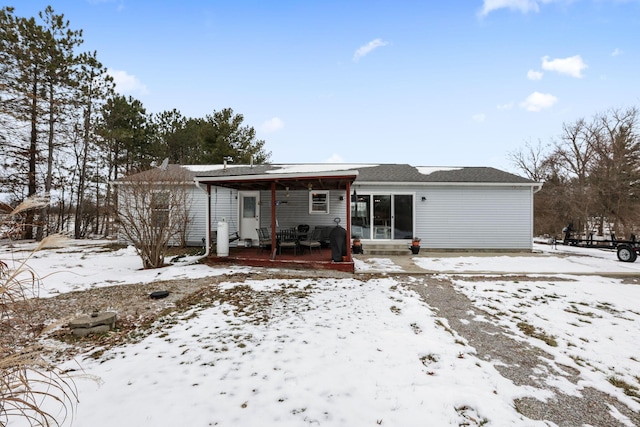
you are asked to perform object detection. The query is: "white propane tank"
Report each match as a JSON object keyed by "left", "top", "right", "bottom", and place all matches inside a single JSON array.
[{"left": 216, "top": 219, "right": 229, "bottom": 257}]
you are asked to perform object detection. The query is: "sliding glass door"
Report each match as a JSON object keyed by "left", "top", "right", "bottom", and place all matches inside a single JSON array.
[
  {"left": 351, "top": 195, "right": 370, "bottom": 239},
  {"left": 351, "top": 193, "right": 413, "bottom": 240},
  {"left": 373, "top": 195, "right": 391, "bottom": 239},
  {"left": 393, "top": 194, "right": 414, "bottom": 240}
]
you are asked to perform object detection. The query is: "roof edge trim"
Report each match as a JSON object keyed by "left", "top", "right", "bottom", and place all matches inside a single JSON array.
[
  {"left": 194, "top": 170, "right": 359, "bottom": 183},
  {"left": 353, "top": 181, "right": 541, "bottom": 187}
]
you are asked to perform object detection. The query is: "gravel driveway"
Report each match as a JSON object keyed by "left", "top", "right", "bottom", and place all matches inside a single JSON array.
[{"left": 407, "top": 274, "right": 640, "bottom": 427}]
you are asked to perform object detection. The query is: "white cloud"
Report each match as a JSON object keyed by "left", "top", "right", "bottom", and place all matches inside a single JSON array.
[
  {"left": 107, "top": 69, "right": 149, "bottom": 95},
  {"left": 353, "top": 38, "right": 389, "bottom": 62},
  {"left": 497, "top": 102, "right": 514, "bottom": 110},
  {"left": 520, "top": 91, "right": 558, "bottom": 112},
  {"left": 541, "top": 55, "right": 587, "bottom": 78},
  {"left": 326, "top": 154, "right": 345, "bottom": 163},
  {"left": 611, "top": 48, "right": 623, "bottom": 57},
  {"left": 260, "top": 117, "right": 284, "bottom": 133},
  {"left": 527, "top": 69, "right": 543, "bottom": 80},
  {"left": 472, "top": 113, "right": 486, "bottom": 123},
  {"left": 479, "top": 0, "right": 543, "bottom": 17}
]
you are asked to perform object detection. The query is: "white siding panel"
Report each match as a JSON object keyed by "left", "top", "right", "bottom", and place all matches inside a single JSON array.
[
  {"left": 211, "top": 187, "right": 239, "bottom": 246},
  {"left": 185, "top": 186, "right": 208, "bottom": 246},
  {"left": 186, "top": 186, "right": 239, "bottom": 247},
  {"left": 186, "top": 184, "right": 534, "bottom": 250},
  {"left": 418, "top": 186, "right": 532, "bottom": 250},
  {"left": 260, "top": 190, "right": 350, "bottom": 229},
  {"left": 351, "top": 184, "right": 533, "bottom": 249}
]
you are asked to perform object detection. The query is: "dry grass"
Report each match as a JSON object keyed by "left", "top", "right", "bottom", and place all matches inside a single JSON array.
[
  {"left": 608, "top": 376, "right": 640, "bottom": 401},
  {"left": 1, "top": 197, "right": 78, "bottom": 426},
  {"left": 516, "top": 321, "right": 558, "bottom": 347}
]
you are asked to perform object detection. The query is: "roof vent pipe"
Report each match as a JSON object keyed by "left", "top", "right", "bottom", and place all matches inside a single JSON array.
[{"left": 250, "top": 156, "right": 254, "bottom": 168}]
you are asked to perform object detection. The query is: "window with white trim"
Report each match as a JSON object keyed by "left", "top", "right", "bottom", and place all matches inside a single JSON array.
[
  {"left": 151, "top": 191, "right": 171, "bottom": 228},
  {"left": 309, "top": 191, "right": 329, "bottom": 214}
]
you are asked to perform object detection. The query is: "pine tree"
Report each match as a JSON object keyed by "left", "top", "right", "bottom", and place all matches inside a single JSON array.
[{"left": 200, "top": 108, "right": 270, "bottom": 164}]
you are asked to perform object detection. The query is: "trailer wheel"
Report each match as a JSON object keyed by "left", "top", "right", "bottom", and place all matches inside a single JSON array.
[{"left": 617, "top": 245, "right": 637, "bottom": 262}]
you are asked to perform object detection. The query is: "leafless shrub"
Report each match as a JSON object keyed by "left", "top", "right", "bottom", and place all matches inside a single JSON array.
[
  {"left": 1, "top": 197, "right": 78, "bottom": 426},
  {"left": 115, "top": 165, "right": 193, "bottom": 269}
]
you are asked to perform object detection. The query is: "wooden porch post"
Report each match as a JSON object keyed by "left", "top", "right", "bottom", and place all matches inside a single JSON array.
[
  {"left": 346, "top": 181, "right": 352, "bottom": 261},
  {"left": 270, "top": 182, "right": 277, "bottom": 260}
]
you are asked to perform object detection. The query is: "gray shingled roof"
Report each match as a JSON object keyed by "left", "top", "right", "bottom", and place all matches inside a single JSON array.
[
  {"left": 189, "top": 164, "right": 534, "bottom": 184},
  {"left": 362, "top": 165, "right": 534, "bottom": 184},
  {"left": 122, "top": 163, "right": 534, "bottom": 185}
]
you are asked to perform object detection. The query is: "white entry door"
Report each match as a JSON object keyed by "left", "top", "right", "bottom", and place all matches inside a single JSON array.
[{"left": 239, "top": 191, "right": 260, "bottom": 243}]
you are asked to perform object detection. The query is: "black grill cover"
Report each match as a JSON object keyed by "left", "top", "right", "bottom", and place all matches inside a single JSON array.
[{"left": 329, "top": 226, "right": 347, "bottom": 262}]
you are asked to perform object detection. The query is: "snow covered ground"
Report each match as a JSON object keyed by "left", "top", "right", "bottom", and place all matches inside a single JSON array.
[{"left": 2, "top": 240, "right": 639, "bottom": 426}]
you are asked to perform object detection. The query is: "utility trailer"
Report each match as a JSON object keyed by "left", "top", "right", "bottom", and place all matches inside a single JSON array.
[{"left": 561, "top": 225, "right": 640, "bottom": 262}]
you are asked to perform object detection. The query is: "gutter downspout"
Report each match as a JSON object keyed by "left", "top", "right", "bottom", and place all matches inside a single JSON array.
[
  {"left": 533, "top": 183, "right": 543, "bottom": 193},
  {"left": 194, "top": 180, "right": 212, "bottom": 257},
  {"left": 530, "top": 183, "right": 543, "bottom": 250},
  {"left": 205, "top": 184, "right": 212, "bottom": 257}
]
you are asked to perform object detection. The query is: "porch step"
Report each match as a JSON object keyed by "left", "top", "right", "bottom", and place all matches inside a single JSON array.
[{"left": 359, "top": 242, "right": 412, "bottom": 256}]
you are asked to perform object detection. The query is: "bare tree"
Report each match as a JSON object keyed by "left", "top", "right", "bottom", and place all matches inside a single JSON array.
[
  {"left": 510, "top": 140, "right": 573, "bottom": 236},
  {"left": 73, "top": 52, "right": 113, "bottom": 239},
  {"left": 115, "top": 165, "right": 193, "bottom": 269},
  {"left": 511, "top": 106, "right": 640, "bottom": 239},
  {"left": 509, "top": 139, "right": 549, "bottom": 182},
  {"left": 588, "top": 107, "right": 640, "bottom": 236}
]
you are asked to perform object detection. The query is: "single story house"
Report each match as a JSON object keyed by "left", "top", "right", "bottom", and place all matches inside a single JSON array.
[{"left": 169, "top": 163, "right": 541, "bottom": 253}]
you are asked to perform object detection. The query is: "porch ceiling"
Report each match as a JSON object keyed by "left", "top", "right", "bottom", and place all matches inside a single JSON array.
[{"left": 196, "top": 173, "right": 358, "bottom": 192}]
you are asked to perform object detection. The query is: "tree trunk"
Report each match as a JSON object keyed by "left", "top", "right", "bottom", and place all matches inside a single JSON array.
[{"left": 25, "top": 77, "right": 39, "bottom": 240}]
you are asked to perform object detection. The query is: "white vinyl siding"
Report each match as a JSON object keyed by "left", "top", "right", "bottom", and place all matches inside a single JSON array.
[
  {"left": 184, "top": 187, "right": 207, "bottom": 246},
  {"left": 353, "top": 183, "right": 533, "bottom": 249},
  {"left": 260, "top": 189, "right": 348, "bottom": 230},
  {"left": 189, "top": 183, "right": 534, "bottom": 250},
  {"left": 417, "top": 186, "right": 533, "bottom": 250},
  {"left": 187, "top": 186, "right": 239, "bottom": 247}
]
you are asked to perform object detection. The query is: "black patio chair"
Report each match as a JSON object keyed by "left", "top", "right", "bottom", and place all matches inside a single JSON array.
[
  {"left": 278, "top": 228, "right": 299, "bottom": 256},
  {"left": 296, "top": 224, "right": 310, "bottom": 239},
  {"left": 299, "top": 227, "right": 322, "bottom": 255},
  {"left": 256, "top": 227, "right": 272, "bottom": 254}
]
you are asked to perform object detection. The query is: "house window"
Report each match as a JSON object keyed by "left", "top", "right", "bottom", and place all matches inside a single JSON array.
[
  {"left": 309, "top": 191, "right": 329, "bottom": 214},
  {"left": 151, "top": 191, "right": 170, "bottom": 228}
]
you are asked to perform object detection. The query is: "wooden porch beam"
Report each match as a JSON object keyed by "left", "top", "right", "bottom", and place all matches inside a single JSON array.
[
  {"left": 270, "top": 181, "right": 277, "bottom": 260},
  {"left": 346, "top": 181, "right": 352, "bottom": 261}
]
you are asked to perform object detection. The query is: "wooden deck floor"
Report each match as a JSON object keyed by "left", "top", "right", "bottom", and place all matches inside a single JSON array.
[{"left": 206, "top": 245, "right": 354, "bottom": 273}]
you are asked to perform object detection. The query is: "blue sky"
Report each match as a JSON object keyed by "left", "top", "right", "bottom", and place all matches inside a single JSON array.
[{"left": 12, "top": 0, "right": 640, "bottom": 172}]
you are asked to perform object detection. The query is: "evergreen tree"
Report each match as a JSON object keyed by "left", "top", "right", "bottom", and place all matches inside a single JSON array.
[
  {"left": 200, "top": 108, "right": 270, "bottom": 164},
  {"left": 1, "top": 7, "right": 273, "bottom": 242},
  {"left": 153, "top": 109, "right": 202, "bottom": 164},
  {"left": 38, "top": 6, "right": 83, "bottom": 239},
  {"left": 0, "top": 8, "right": 50, "bottom": 238}
]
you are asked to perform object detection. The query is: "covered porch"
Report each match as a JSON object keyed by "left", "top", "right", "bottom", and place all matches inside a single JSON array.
[{"left": 194, "top": 167, "right": 358, "bottom": 273}]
